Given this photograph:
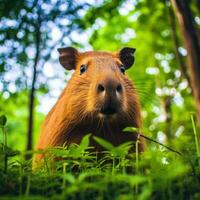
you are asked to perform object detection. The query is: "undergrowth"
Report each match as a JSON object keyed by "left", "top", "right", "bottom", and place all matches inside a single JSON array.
[{"left": 0, "top": 115, "right": 200, "bottom": 200}]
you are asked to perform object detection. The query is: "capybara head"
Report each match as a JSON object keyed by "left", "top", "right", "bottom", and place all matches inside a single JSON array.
[{"left": 57, "top": 47, "right": 141, "bottom": 131}]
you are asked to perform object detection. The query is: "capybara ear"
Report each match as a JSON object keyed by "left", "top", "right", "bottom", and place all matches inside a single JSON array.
[
  {"left": 57, "top": 47, "right": 78, "bottom": 70},
  {"left": 118, "top": 47, "right": 136, "bottom": 69}
]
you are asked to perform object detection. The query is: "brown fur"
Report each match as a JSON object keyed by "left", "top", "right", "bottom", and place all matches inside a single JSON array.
[{"left": 35, "top": 48, "right": 145, "bottom": 162}]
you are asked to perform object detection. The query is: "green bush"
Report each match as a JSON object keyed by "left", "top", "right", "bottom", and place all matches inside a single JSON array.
[{"left": 0, "top": 115, "right": 200, "bottom": 200}]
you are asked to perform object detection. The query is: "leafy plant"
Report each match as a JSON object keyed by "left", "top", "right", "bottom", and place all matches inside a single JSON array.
[{"left": 1, "top": 116, "right": 200, "bottom": 199}]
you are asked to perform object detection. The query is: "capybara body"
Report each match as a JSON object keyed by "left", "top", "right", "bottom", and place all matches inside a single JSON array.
[{"left": 36, "top": 47, "right": 145, "bottom": 161}]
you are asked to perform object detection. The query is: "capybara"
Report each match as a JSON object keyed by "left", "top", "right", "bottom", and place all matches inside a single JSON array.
[{"left": 35, "top": 47, "right": 145, "bottom": 162}]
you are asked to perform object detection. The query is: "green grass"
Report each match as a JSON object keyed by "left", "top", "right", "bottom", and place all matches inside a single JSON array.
[{"left": 0, "top": 115, "right": 200, "bottom": 200}]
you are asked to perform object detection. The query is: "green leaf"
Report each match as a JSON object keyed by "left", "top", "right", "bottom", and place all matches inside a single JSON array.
[
  {"left": 63, "top": 173, "right": 76, "bottom": 184},
  {"left": 79, "top": 134, "right": 91, "bottom": 151},
  {"left": 123, "top": 126, "right": 139, "bottom": 132},
  {"left": 129, "top": 175, "right": 147, "bottom": 186},
  {"left": 0, "top": 115, "right": 7, "bottom": 126},
  {"left": 93, "top": 136, "right": 114, "bottom": 150},
  {"left": 2, "top": 145, "right": 20, "bottom": 157},
  {"left": 117, "top": 141, "right": 134, "bottom": 152}
]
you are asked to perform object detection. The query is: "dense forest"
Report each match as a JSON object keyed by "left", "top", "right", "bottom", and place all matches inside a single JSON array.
[{"left": 0, "top": 0, "right": 200, "bottom": 199}]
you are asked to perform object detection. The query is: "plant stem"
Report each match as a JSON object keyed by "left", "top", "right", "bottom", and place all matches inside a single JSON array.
[
  {"left": 4, "top": 127, "right": 7, "bottom": 147},
  {"left": 135, "top": 140, "right": 139, "bottom": 194},
  {"left": 62, "top": 163, "right": 67, "bottom": 195},
  {"left": 25, "top": 175, "right": 31, "bottom": 196},
  {"left": 2, "top": 126, "right": 8, "bottom": 173},
  {"left": 191, "top": 115, "right": 200, "bottom": 164},
  {"left": 4, "top": 152, "right": 8, "bottom": 174},
  {"left": 2, "top": 127, "right": 5, "bottom": 148},
  {"left": 19, "top": 163, "right": 22, "bottom": 195},
  {"left": 112, "top": 156, "right": 116, "bottom": 174},
  {"left": 43, "top": 153, "right": 49, "bottom": 174}
]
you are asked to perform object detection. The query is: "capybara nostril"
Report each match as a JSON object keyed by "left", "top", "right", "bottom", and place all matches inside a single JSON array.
[
  {"left": 97, "top": 84, "right": 105, "bottom": 93},
  {"left": 116, "top": 84, "right": 122, "bottom": 93}
]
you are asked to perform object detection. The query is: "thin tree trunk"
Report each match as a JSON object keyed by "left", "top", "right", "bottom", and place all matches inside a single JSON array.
[
  {"left": 171, "top": 0, "right": 200, "bottom": 124},
  {"left": 26, "top": 18, "right": 41, "bottom": 157},
  {"left": 166, "top": 1, "right": 192, "bottom": 89},
  {"left": 164, "top": 96, "right": 172, "bottom": 143},
  {"left": 195, "top": 0, "right": 200, "bottom": 13}
]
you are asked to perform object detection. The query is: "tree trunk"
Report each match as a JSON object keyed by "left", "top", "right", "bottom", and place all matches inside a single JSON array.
[
  {"left": 163, "top": 96, "right": 172, "bottom": 143},
  {"left": 171, "top": 0, "right": 200, "bottom": 124},
  {"left": 26, "top": 18, "right": 41, "bottom": 158},
  {"left": 166, "top": 1, "right": 191, "bottom": 88}
]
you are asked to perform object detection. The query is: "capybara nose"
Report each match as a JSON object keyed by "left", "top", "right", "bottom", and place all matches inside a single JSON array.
[
  {"left": 101, "top": 104, "right": 117, "bottom": 115},
  {"left": 97, "top": 82, "right": 122, "bottom": 95}
]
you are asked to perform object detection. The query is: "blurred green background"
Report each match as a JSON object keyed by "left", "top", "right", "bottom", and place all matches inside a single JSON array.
[{"left": 0, "top": 0, "right": 200, "bottom": 152}]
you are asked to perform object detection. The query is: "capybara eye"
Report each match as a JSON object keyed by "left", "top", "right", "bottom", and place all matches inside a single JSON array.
[
  {"left": 80, "top": 65, "right": 87, "bottom": 75},
  {"left": 120, "top": 65, "right": 125, "bottom": 74}
]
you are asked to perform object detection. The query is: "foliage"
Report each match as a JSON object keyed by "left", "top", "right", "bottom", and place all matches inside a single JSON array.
[
  {"left": 0, "top": 0, "right": 86, "bottom": 91},
  {"left": 0, "top": 0, "right": 90, "bottom": 150},
  {"left": 0, "top": 117, "right": 200, "bottom": 199},
  {"left": 0, "top": 0, "right": 199, "bottom": 149}
]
